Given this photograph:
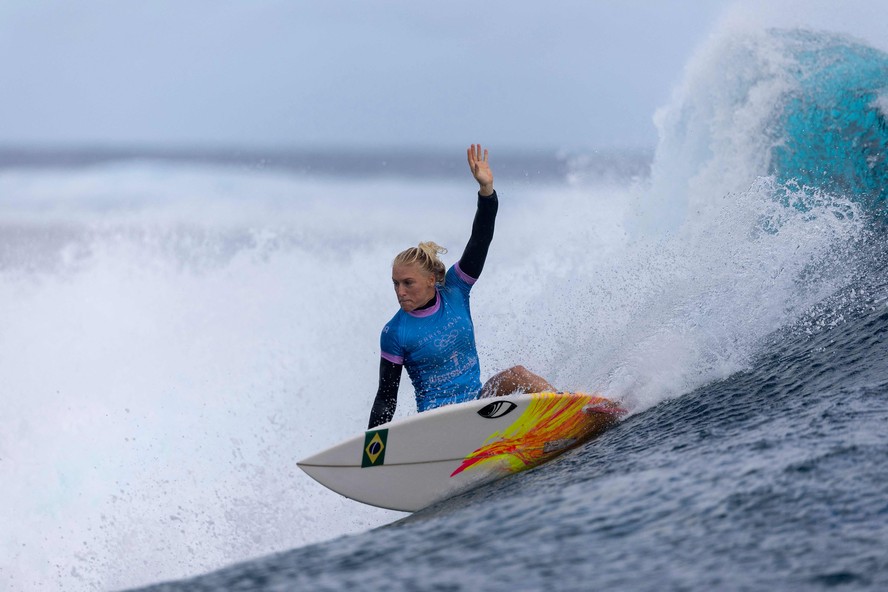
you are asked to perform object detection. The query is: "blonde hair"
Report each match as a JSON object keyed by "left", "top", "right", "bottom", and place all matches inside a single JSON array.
[{"left": 393, "top": 241, "right": 448, "bottom": 284}]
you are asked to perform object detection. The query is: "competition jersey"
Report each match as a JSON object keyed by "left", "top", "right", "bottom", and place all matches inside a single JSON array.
[{"left": 380, "top": 263, "right": 482, "bottom": 411}]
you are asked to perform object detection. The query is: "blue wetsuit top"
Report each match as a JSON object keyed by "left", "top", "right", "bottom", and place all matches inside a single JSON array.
[
  {"left": 368, "top": 191, "right": 498, "bottom": 428},
  {"left": 380, "top": 263, "right": 482, "bottom": 411}
]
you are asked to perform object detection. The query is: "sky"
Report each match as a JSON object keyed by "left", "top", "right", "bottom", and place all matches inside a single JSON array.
[{"left": 1, "top": 1, "right": 886, "bottom": 152}]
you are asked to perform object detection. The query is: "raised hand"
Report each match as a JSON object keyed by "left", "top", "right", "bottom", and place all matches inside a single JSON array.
[{"left": 467, "top": 144, "right": 494, "bottom": 196}]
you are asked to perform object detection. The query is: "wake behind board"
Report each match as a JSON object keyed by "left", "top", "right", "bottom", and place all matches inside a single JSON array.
[{"left": 298, "top": 391, "right": 626, "bottom": 512}]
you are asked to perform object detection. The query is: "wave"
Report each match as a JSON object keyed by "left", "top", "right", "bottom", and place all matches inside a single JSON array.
[
  {"left": 771, "top": 30, "right": 888, "bottom": 210},
  {"left": 648, "top": 27, "right": 888, "bottom": 229}
]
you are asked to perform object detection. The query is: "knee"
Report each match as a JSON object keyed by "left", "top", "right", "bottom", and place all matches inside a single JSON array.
[
  {"left": 507, "top": 365, "right": 529, "bottom": 376},
  {"left": 504, "top": 365, "right": 535, "bottom": 386}
]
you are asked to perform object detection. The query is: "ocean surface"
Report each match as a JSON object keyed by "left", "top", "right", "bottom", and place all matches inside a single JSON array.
[{"left": 1, "top": 28, "right": 886, "bottom": 591}]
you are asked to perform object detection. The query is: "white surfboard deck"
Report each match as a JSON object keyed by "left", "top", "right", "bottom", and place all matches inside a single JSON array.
[{"left": 298, "top": 391, "right": 624, "bottom": 512}]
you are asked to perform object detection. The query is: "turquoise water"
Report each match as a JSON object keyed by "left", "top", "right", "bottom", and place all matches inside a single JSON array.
[{"left": 770, "top": 30, "right": 888, "bottom": 212}]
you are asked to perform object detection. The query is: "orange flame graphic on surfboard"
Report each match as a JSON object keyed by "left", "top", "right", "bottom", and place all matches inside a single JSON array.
[{"left": 450, "top": 392, "right": 625, "bottom": 478}]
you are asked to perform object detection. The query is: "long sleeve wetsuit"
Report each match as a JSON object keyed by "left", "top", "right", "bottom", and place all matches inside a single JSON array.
[{"left": 368, "top": 191, "right": 499, "bottom": 428}]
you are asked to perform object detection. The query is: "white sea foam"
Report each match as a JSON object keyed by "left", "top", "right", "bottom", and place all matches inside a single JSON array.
[
  {"left": 876, "top": 92, "right": 888, "bottom": 119},
  {"left": 0, "top": 165, "right": 462, "bottom": 590}
]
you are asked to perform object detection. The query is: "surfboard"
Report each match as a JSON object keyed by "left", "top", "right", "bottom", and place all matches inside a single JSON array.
[{"left": 297, "top": 391, "right": 626, "bottom": 512}]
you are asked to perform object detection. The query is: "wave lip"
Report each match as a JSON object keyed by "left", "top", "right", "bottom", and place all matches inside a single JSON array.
[
  {"left": 650, "top": 28, "right": 888, "bottom": 225},
  {"left": 770, "top": 29, "right": 888, "bottom": 212}
]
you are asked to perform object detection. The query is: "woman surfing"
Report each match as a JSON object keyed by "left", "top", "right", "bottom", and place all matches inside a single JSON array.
[{"left": 368, "top": 144, "right": 553, "bottom": 428}]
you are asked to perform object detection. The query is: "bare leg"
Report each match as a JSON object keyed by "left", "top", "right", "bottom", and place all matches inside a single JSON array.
[{"left": 479, "top": 365, "right": 554, "bottom": 399}]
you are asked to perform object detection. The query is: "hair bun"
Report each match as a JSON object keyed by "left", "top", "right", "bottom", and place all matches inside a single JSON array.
[
  {"left": 417, "top": 241, "right": 448, "bottom": 258},
  {"left": 393, "top": 241, "right": 448, "bottom": 284}
]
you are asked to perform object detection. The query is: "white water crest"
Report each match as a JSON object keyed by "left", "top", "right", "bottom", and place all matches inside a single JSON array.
[{"left": 0, "top": 165, "right": 427, "bottom": 590}]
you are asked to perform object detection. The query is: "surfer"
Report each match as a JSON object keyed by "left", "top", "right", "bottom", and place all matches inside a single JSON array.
[{"left": 368, "top": 144, "right": 553, "bottom": 428}]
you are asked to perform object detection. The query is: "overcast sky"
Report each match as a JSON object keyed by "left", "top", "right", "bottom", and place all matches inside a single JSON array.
[{"left": 1, "top": 1, "right": 885, "bottom": 151}]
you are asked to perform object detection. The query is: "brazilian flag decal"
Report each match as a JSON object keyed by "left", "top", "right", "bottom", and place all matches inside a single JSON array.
[{"left": 362, "top": 429, "right": 388, "bottom": 468}]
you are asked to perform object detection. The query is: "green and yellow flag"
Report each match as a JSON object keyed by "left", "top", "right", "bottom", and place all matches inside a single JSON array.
[{"left": 361, "top": 429, "right": 388, "bottom": 468}]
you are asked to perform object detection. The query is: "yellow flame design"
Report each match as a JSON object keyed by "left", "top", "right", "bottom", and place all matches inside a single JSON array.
[{"left": 451, "top": 392, "right": 623, "bottom": 477}]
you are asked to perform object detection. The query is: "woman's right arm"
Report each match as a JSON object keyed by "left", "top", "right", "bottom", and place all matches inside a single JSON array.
[
  {"left": 459, "top": 144, "right": 499, "bottom": 279},
  {"left": 368, "top": 358, "right": 402, "bottom": 428},
  {"left": 467, "top": 144, "right": 494, "bottom": 197}
]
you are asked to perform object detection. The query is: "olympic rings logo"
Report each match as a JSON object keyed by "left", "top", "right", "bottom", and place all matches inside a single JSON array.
[{"left": 434, "top": 330, "right": 460, "bottom": 349}]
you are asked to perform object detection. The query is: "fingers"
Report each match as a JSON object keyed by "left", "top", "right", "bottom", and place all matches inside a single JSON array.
[{"left": 466, "top": 144, "right": 488, "bottom": 166}]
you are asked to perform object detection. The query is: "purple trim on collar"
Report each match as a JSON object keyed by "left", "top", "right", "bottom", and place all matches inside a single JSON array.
[
  {"left": 407, "top": 289, "right": 440, "bottom": 318},
  {"left": 454, "top": 262, "right": 478, "bottom": 285}
]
